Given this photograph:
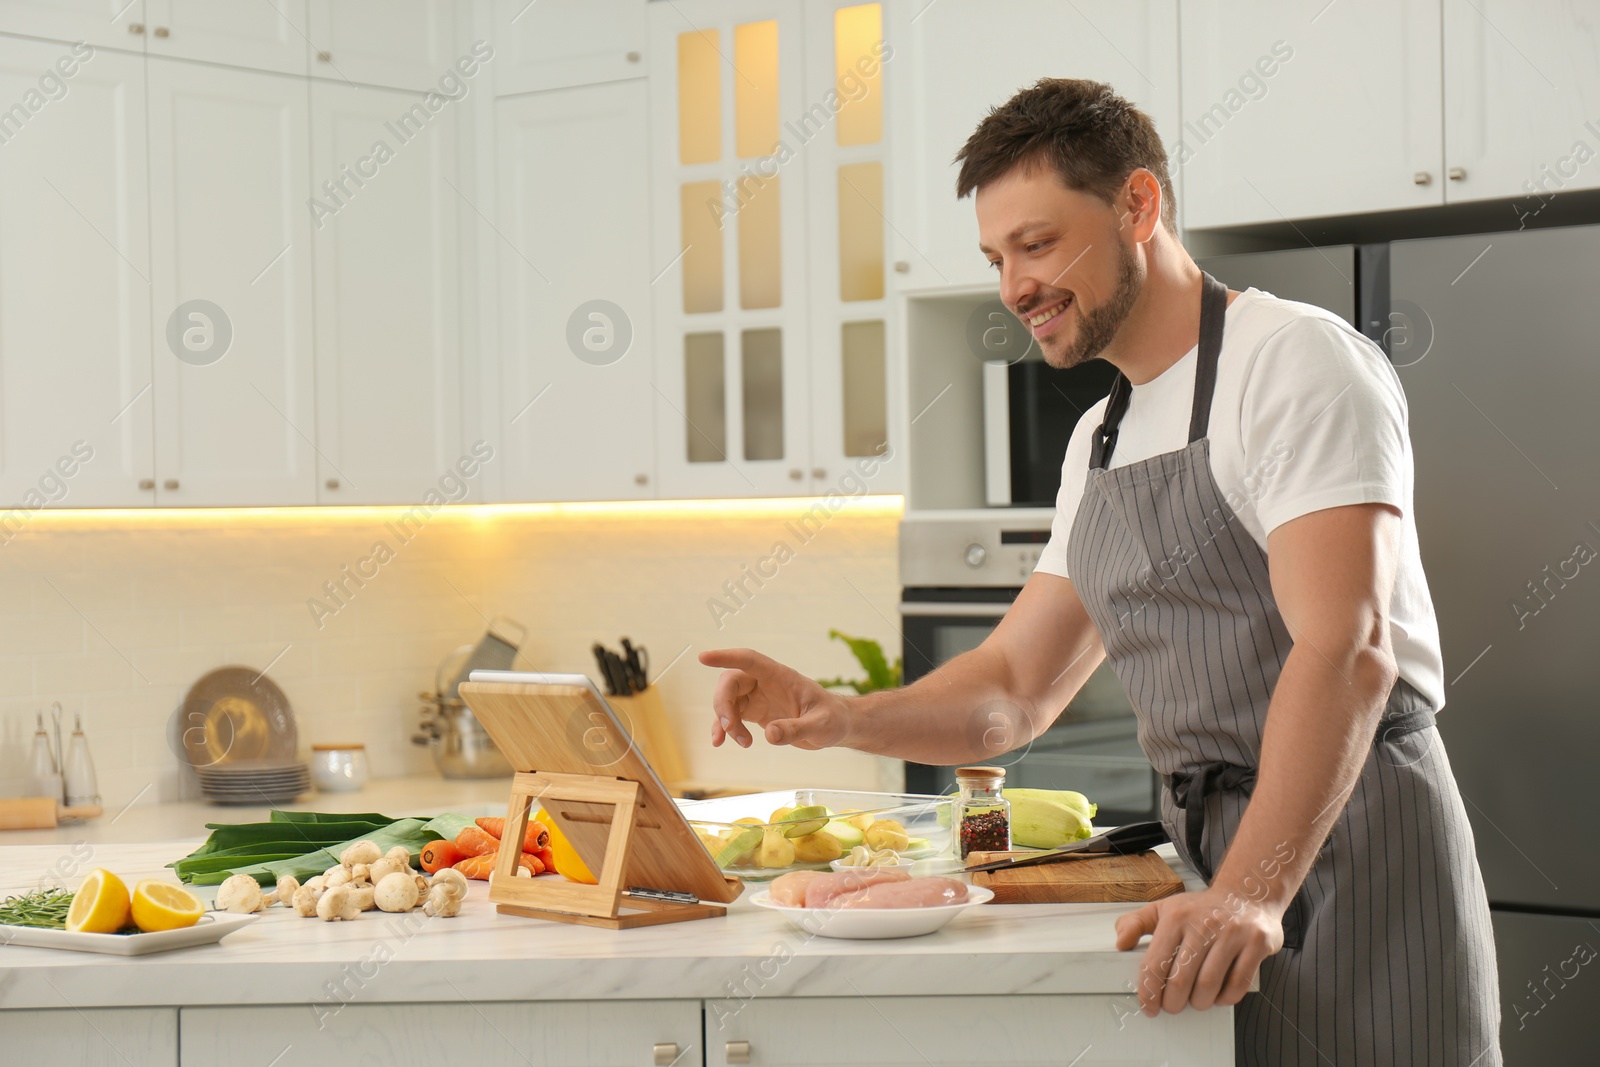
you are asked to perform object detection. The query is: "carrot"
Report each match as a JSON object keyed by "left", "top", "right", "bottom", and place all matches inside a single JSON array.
[
  {"left": 452, "top": 854, "right": 496, "bottom": 880},
  {"left": 475, "top": 817, "right": 550, "bottom": 853},
  {"left": 452, "top": 852, "right": 544, "bottom": 881},
  {"left": 420, "top": 840, "right": 462, "bottom": 874},
  {"left": 454, "top": 825, "right": 501, "bottom": 858},
  {"left": 533, "top": 847, "right": 554, "bottom": 873}
]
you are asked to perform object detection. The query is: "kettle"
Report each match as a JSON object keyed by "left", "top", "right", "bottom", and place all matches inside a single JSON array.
[{"left": 412, "top": 617, "right": 524, "bottom": 779}]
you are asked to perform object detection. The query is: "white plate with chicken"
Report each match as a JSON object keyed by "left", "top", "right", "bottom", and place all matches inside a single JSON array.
[{"left": 751, "top": 868, "right": 993, "bottom": 939}]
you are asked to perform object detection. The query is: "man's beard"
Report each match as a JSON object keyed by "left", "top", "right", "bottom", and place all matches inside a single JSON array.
[{"left": 1041, "top": 243, "right": 1143, "bottom": 370}]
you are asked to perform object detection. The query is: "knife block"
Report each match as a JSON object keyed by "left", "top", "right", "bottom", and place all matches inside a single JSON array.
[{"left": 605, "top": 686, "right": 689, "bottom": 789}]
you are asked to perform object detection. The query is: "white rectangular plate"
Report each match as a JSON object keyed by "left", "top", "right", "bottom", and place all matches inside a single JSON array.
[{"left": 0, "top": 913, "right": 258, "bottom": 956}]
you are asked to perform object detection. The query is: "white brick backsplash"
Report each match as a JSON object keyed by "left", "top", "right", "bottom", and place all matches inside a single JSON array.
[{"left": 0, "top": 504, "right": 903, "bottom": 811}]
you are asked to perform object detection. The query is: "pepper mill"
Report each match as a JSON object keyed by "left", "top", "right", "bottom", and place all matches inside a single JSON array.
[{"left": 62, "top": 711, "right": 101, "bottom": 809}]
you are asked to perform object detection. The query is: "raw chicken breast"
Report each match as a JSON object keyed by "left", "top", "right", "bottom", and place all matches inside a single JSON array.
[
  {"left": 803, "top": 867, "right": 912, "bottom": 909},
  {"left": 769, "top": 870, "right": 825, "bottom": 908},
  {"left": 830, "top": 877, "right": 969, "bottom": 909}
]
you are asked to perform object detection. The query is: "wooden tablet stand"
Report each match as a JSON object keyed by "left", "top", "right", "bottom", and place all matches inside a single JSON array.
[
  {"left": 490, "top": 771, "right": 729, "bottom": 929},
  {"left": 459, "top": 679, "right": 743, "bottom": 931}
]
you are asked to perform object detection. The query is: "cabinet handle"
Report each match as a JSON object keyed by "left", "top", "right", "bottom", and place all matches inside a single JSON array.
[
  {"left": 626, "top": 51, "right": 642, "bottom": 63},
  {"left": 163, "top": 479, "right": 179, "bottom": 491},
  {"left": 634, "top": 473, "right": 649, "bottom": 486},
  {"left": 1412, "top": 171, "right": 1432, "bottom": 186},
  {"left": 153, "top": 26, "right": 169, "bottom": 38},
  {"left": 128, "top": 23, "right": 145, "bottom": 35},
  {"left": 811, "top": 467, "right": 826, "bottom": 480},
  {"left": 317, "top": 51, "right": 332, "bottom": 63},
  {"left": 1447, "top": 166, "right": 1467, "bottom": 181},
  {"left": 726, "top": 1040, "right": 752, "bottom": 1065},
  {"left": 652, "top": 1044, "right": 678, "bottom": 1066},
  {"left": 893, "top": 260, "right": 910, "bottom": 273},
  {"left": 138, "top": 478, "right": 155, "bottom": 491},
  {"left": 788, "top": 468, "right": 803, "bottom": 481},
  {"left": 325, "top": 478, "right": 340, "bottom": 490}
]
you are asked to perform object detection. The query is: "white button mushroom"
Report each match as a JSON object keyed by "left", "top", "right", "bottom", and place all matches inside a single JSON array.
[
  {"left": 422, "top": 884, "right": 462, "bottom": 918},
  {"left": 316, "top": 885, "right": 361, "bottom": 922},
  {"left": 367, "top": 856, "right": 406, "bottom": 885},
  {"left": 291, "top": 883, "right": 324, "bottom": 917},
  {"left": 325, "top": 867, "right": 353, "bottom": 888},
  {"left": 374, "top": 872, "right": 420, "bottom": 913},
  {"left": 348, "top": 863, "right": 371, "bottom": 884},
  {"left": 216, "top": 874, "right": 265, "bottom": 914},
  {"left": 340, "top": 841, "right": 383, "bottom": 867},
  {"left": 347, "top": 885, "right": 377, "bottom": 912},
  {"left": 262, "top": 874, "right": 300, "bottom": 908}
]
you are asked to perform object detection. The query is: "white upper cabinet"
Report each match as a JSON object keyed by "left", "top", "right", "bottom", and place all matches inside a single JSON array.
[
  {"left": 306, "top": 0, "right": 459, "bottom": 92},
  {"left": 1442, "top": 0, "right": 1600, "bottom": 207},
  {"left": 492, "top": 0, "right": 647, "bottom": 94},
  {"left": 1180, "top": 0, "right": 1443, "bottom": 228},
  {"left": 496, "top": 80, "right": 655, "bottom": 501},
  {"left": 147, "top": 59, "right": 317, "bottom": 506},
  {"left": 886, "top": 0, "right": 1179, "bottom": 291},
  {"left": 0, "top": 0, "right": 145, "bottom": 51},
  {"left": 143, "top": 0, "right": 309, "bottom": 76},
  {"left": 0, "top": 41, "right": 154, "bottom": 507},
  {"left": 310, "top": 81, "right": 464, "bottom": 505}
]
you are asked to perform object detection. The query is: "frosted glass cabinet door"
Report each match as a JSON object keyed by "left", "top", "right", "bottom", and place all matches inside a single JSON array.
[
  {"left": 1180, "top": 0, "right": 1443, "bottom": 227},
  {"left": 143, "top": 0, "right": 309, "bottom": 76},
  {"left": 886, "top": 0, "right": 1179, "bottom": 290},
  {"left": 496, "top": 80, "right": 656, "bottom": 502},
  {"left": 0, "top": 41, "right": 155, "bottom": 508},
  {"left": 147, "top": 58, "right": 318, "bottom": 506},
  {"left": 1442, "top": 0, "right": 1600, "bottom": 207},
  {"left": 305, "top": 0, "right": 460, "bottom": 92},
  {"left": 309, "top": 81, "right": 464, "bottom": 505}
]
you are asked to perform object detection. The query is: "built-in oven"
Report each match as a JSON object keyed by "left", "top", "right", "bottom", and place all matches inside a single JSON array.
[{"left": 898, "top": 509, "right": 1160, "bottom": 824}]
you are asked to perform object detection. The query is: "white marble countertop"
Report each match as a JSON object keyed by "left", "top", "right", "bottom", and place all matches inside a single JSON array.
[{"left": 0, "top": 840, "right": 1203, "bottom": 1011}]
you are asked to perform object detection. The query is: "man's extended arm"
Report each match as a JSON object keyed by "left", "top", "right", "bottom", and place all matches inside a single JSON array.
[{"left": 702, "top": 571, "right": 1104, "bottom": 765}]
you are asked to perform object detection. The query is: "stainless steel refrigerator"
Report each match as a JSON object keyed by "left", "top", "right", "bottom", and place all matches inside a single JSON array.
[{"left": 1204, "top": 229, "right": 1600, "bottom": 1065}]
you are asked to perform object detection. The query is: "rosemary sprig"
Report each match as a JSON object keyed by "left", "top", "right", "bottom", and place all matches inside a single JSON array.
[{"left": 0, "top": 887, "right": 75, "bottom": 929}]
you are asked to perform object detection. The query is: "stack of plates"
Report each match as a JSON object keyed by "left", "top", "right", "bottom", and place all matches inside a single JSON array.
[
  {"left": 178, "top": 666, "right": 307, "bottom": 804},
  {"left": 195, "top": 759, "right": 311, "bottom": 804}
]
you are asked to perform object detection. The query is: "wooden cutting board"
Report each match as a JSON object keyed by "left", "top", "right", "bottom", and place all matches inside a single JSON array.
[{"left": 966, "top": 849, "right": 1184, "bottom": 903}]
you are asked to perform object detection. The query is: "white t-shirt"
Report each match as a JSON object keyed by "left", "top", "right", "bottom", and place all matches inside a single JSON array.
[{"left": 1034, "top": 287, "right": 1446, "bottom": 711}]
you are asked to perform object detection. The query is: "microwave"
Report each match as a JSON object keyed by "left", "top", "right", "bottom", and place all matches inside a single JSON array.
[{"left": 983, "top": 356, "right": 1119, "bottom": 506}]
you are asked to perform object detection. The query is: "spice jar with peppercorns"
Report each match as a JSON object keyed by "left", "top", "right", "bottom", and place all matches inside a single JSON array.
[{"left": 954, "top": 766, "right": 1010, "bottom": 859}]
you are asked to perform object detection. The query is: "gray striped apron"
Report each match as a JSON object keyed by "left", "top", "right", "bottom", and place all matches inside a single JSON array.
[{"left": 1064, "top": 272, "right": 1502, "bottom": 1066}]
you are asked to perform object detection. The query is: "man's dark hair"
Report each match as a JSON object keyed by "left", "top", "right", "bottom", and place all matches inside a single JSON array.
[{"left": 954, "top": 78, "right": 1177, "bottom": 235}]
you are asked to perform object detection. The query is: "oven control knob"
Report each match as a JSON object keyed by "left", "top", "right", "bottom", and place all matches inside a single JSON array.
[{"left": 963, "top": 543, "right": 987, "bottom": 568}]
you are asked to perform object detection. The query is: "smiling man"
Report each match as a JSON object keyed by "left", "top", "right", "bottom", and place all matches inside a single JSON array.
[{"left": 701, "top": 78, "right": 1501, "bottom": 1066}]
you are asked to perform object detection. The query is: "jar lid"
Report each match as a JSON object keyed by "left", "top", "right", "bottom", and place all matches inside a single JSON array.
[
  {"left": 955, "top": 766, "right": 1005, "bottom": 780},
  {"left": 311, "top": 743, "right": 366, "bottom": 751}
]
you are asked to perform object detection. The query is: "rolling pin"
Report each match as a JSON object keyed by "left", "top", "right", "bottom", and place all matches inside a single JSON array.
[{"left": 0, "top": 796, "right": 104, "bottom": 831}]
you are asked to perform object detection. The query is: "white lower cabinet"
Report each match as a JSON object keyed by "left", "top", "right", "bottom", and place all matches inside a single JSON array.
[
  {"left": 0, "top": 1008, "right": 178, "bottom": 1066},
  {"left": 705, "top": 996, "right": 1233, "bottom": 1066},
  {"left": 179, "top": 1001, "right": 703, "bottom": 1065}
]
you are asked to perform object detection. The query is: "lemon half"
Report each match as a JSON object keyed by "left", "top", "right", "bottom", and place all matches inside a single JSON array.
[
  {"left": 131, "top": 880, "right": 205, "bottom": 933},
  {"left": 65, "top": 869, "right": 132, "bottom": 934}
]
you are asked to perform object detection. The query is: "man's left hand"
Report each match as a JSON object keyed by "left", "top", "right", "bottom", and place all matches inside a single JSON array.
[{"left": 1114, "top": 887, "right": 1285, "bottom": 1014}]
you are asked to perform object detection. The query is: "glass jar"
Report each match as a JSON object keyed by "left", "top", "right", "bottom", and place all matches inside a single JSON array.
[{"left": 954, "top": 766, "right": 1010, "bottom": 859}]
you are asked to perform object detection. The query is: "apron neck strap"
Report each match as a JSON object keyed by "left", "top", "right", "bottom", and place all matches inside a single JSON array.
[{"left": 1088, "top": 270, "right": 1230, "bottom": 470}]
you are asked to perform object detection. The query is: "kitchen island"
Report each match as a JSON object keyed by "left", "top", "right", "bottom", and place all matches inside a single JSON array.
[{"left": 1, "top": 825, "right": 1235, "bottom": 1065}]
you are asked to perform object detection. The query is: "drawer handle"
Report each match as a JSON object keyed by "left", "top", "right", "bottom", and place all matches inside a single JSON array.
[
  {"left": 325, "top": 478, "right": 340, "bottom": 490},
  {"left": 653, "top": 1043, "right": 679, "bottom": 1066},
  {"left": 1412, "top": 171, "right": 1432, "bottom": 186},
  {"left": 163, "top": 479, "right": 179, "bottom": 491},
  {"left": 138, "top": 478, "right": 155, "bottom": 491},
  {"left": 726, "top": 1040, "right": 751, "bottom": 1065},
  {"left": 1447, "top": 166, "right": 1467, "bottom": 181},
  {"left": 153, "top": 26, "right": 169, "bottom": 38},
  {"left": 128, "top": 22, "right": 145, "bottom": 35}
]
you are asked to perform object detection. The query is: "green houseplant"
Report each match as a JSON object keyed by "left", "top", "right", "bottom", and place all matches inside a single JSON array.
[{"left": 813, "top": 629, "right": 902, "bottom": 694}]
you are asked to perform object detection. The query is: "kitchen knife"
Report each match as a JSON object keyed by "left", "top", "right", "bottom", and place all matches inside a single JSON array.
[
  {"left": 964, "top": 820, "right": 1170, "bottom": 873},
  {"left": 592, "top": 644, "right": 627, "bottom": 696},
  {"left": 620, "top": 637, "right": 649, "bottom": 692}
]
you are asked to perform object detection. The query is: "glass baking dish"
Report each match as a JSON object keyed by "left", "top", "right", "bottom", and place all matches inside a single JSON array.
[{"left": 676, "top": 789, "right": 955, "bottom": 881}]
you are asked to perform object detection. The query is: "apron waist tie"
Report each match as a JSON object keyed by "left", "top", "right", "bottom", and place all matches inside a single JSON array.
[{"left": 1162, "top": 704, "right": 1438, "bottom": 952}]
